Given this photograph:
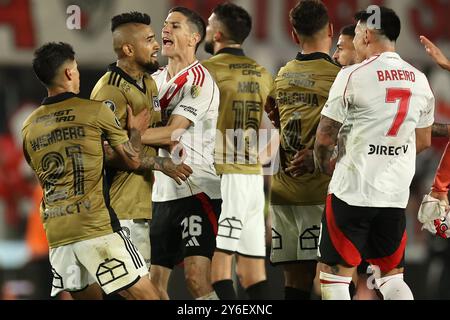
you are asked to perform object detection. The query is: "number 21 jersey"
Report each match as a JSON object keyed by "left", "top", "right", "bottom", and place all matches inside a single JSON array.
[{"left": 22, "top": 93, "right": 128, "bottom": 248}]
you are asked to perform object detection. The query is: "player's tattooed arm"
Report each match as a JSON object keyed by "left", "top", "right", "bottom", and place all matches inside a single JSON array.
[
  {"left": 432, "top": 123, "right": 450, "bottom": 137},
  {"left": 314, "top": 115, "right": 342, "bottom": 176},
  {"left": 105, "top": 107, "right": 149, "bottom": 170},
  {"left": 137, "top": 156, "right": 193, "bottom": 185},
  {"left": 105, "top": 145, "right": 193, "bottom": 184},
  {"left": 105, "top": 129, "right": 142, "bottom": 170}
]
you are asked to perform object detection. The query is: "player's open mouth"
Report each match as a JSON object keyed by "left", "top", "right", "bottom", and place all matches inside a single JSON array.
[
  {"left": 151, "top": 52, "right": 158, "bottom": 58},
  {"left": 163, "top": 38, "right": 173, "bottom": 46}
]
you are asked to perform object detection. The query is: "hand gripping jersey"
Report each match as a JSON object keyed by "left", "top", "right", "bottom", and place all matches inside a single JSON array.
[
  {"left": 202, "top": 48, "right": 274, "bottom": 175},
  {"left": 91, "top": 64, "right": 161, "bottom": 220},
  {"left": 151, "top": 61, "right": 221, "bottom": 201},
  {"left": 322, "top": 52, "right": 435, "bottom": 208},
  {"left": 270, "top": 53, "right": 340, "bottom": 206},
  {"left": 21, "top": 93, "right": 128, "bottom": 248}
]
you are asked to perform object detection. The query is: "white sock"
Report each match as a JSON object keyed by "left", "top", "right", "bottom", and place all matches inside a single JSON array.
[
  {"left": 196, "top": 291, "right": 219, "bottom": 300},
  {"left": 375, "top": 273, "right": 413, "bottom": 300},
  {"left": 320, "top": 271, "right": 352, "bottom": 300}
]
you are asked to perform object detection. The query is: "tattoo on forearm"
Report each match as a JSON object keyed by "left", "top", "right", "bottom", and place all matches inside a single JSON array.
[
  {"left": 432, "top": 123, "right": 449, "bottom": 137},
  {"left": 123, "top": 140, "right": 140, "bottom": 161},
  {"left": 121, "top": 128, "right": 141, "bottom": 163},
  {"left": 314, "top": 116, "right": 342, "bottom": 175},
  {"left": 137, "top": 156, "right": 166, "bottom": 172}
]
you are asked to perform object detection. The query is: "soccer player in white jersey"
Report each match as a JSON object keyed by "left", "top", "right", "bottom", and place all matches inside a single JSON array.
[
  {"left": 314, "top": 6, "right": 434, "bottom": 300},
  {"left": 140, "top": 7, "right": 221, "bottom": 300}
]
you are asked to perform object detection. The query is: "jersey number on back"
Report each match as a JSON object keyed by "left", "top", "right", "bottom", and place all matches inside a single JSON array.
[
  {"left": 41, "top": 145, "right": 85, "bottom": 203},
  {"left": 386, "top": 88, "right": 412, "bottom": 137}
]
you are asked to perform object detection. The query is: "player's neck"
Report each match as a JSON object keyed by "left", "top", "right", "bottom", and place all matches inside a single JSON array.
[
  {"left": 116, "top": 60, "right": 144, "bottom": 83},
  {"left": 214, "top": 42, "right": 241, "bottom": 54},
  {"left": 300, "top": 41, "right": 330, "bottom": 56},
  {"left": 167, "top": 53, "right": 197, "bottom": 80},
  {"left": 366, "top": 43, "right": 396, "bottom": 58},
  {"left": 47, "top": 84, "right": 75, "bottom": 97}
]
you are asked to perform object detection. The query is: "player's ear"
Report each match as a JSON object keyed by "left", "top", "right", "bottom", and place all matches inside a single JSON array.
[
  {"left": 64, "top": 67, "right": 72, "bottom": 81},
  {"left": 190, "top": 32, "right": 201, "bottom": 48},
  {"left": 291, "top": 30, "right": 300, "bottom": 45},
  {"left": 364, "top": 29, "right": 371, "bottom": 45},
  {"left": 213, "top": 31, "right": 222, "bottom": 42},
  {"left": 328, "top": 22, "right": 334, "bottom": 38},
  {"left": 123, "top": 43, "right": 134, "bottom": 57}
]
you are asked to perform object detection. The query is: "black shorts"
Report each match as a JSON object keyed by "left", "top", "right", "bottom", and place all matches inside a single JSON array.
[
  {"left": 318, "top": 194, "right": 406, "bottom": 273},
  {"left": 150, "top": 193, "right": 222, "bottom": 269}
]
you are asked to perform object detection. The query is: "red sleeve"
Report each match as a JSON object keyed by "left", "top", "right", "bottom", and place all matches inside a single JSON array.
[{"left": 432, "top": 141, "right": 450, "bottom": 193}]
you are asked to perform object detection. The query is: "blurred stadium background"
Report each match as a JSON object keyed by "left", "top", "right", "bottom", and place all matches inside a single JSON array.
[{"left": 0, "top": 0, "right": 449, "bottom": 299}]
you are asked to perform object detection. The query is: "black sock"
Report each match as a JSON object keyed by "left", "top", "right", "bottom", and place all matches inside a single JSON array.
[
  {"left": 246, "top": 280, "right": 271, "bottom": 300},
  {"left": 284, "top": 286, "right": 311, "bottom": 300},
  {"left": 102, "top": 291, "right": 125, "bottom": 300},
  {"left": 349, "top": 281, "right": 356, "bottom": 298},
  {"left": 213, "top": 280, "right": 237, "bottom": 300}
]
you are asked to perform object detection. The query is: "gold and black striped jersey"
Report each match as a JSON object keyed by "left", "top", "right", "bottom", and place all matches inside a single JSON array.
[
  {"left": 22, "top": 92, "right": 129, "bottom": 248},
  {"left": 202, "top": 48, "right": 274, "bottom": 175},
  {"left": 270, "top": 52, "right": 340, "bottom": 205},
  {"left": 91, "top": 64, "right": 161, "bottom": 220}
]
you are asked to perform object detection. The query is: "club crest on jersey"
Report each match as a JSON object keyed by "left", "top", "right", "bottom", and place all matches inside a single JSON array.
[
  {"left": 152, "top": 96, "right": 161, "bottom": 111},
  {"left": 191, "top": 85, "right": 201, "bottom": 98},
  {"left": 104, "top": 100, "right": 116, "bottom": 113}
]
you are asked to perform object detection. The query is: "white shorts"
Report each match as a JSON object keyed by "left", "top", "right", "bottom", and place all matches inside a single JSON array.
[
  {"left": 120, "top": 219, "right": 151, "bottom": 269},
  {"left": 49, "top": 230, "right": 148, "bottom": 297},
  {"left": 270, "top": 204, "right": 323, "bottom": 263},
  {"left": 216, "top": 174, "right": 266, "bottom": 257}
]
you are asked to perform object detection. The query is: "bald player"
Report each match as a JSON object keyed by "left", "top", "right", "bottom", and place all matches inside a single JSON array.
[{"left": 91, "top": 12, "right": 192, "bottom": 279}]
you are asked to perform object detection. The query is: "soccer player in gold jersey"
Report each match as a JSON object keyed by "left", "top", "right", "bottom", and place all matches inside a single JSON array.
[
  {"left": 22, "top": 42, "right": 160, "bottom": 299},
  {"left": 267, "top": 0, "right": 340, "bottom": 300},
  {"left": 91, "top": 12, "right": 192, "bottom": 278},
  {"left": 202, "top": 2, "right": 274, "bottom": 300}
]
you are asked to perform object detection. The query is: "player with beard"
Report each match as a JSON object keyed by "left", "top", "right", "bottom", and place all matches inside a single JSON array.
[
  {"left": 91, "top": 12, "right": 192, "bottom": 286},
  {"left": 202, "top": 2, "right": 274, "bottom": 300}
]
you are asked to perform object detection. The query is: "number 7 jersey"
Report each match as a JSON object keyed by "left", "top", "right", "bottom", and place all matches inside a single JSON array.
[{"left": 322, "top": 52, "right": 435, "bottom": 208}]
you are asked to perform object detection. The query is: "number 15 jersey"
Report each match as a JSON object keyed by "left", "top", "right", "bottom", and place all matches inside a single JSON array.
[{"left": 322, "top": 52, "right": 435, "bottom": 208}]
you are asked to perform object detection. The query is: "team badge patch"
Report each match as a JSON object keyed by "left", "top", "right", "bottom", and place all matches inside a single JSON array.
[
  {"left": 104, "top": 100, "right": 116, "bottom": 112},
  {"left": 191, "top": 85, "right": 201, "bottom": 99},
  {"left": 152, "top": 96, "right": 161, "bottom": 111}
]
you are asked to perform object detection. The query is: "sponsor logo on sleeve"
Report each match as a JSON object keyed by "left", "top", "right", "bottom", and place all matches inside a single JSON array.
[{"left": 180, "top": 105, "right": 198, "bottom": 117}]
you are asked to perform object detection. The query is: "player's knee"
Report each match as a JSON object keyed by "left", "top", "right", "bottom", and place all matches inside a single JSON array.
[
  {"left": 185, "top": 267, "right": 206, "bottom": 292},
  {"left": 235, "top": 263, "right": 266, "bottom": 289}
]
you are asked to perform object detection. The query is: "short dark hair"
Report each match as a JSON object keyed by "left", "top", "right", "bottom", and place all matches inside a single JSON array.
[
  {"left": 169, "top": 6, "right": 206, "bottom": 51},
  {"left": 32, "top": 42, "right": 75, "bottom": 87},
  {"left": 340, "top": 24, "right": 356, "bottom": 38},
  {"left": 213, "top": 2, "right": 252, "bottom": 44},
  {"left": 111, "top": 12, "right": 151, "bottom": 32},
  {"left": 354, "top": 6, "right": 401, "bottom": 42},
  {"left": 289, "top": 0, "right": 329, "bottom": 37}
]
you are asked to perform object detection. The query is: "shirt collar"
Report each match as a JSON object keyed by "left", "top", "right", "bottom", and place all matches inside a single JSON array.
[
  {"left": 216, "top": 47, "right": 245, "bottom": 56},
  {"left": 295, "top": 52, "right": 337, "bottom": 66},
  {"left": 42, "top": 92, "right": 77, "bottom": 105}
]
